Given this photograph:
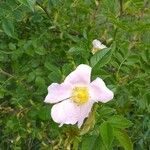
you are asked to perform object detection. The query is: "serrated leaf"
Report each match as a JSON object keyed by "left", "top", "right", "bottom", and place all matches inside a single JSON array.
[
  {"left": 114, "top": 129, "right": 133, "bottom": 150},
  {"left": 107, "top": 115, "right": 133, "bottom": 129},
  {"left": 90, "top": 47, "right": 113, "bottom": 68},
  {"left": 99, "top": 122, "right": 114, "bottom": 149},
  {"left": 90, "top": 48, "right": 110, "bottom": 67}
]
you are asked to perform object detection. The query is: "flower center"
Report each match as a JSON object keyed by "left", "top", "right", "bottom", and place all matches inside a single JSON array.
[{"left": 71, "top": 87, "right": 89, "bottom": 105}]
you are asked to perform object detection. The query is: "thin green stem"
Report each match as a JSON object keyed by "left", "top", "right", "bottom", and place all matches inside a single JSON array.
[
  {"left": 0, "top": 68, "right": 14, "bottom": 78},
  {"left": 36, "top": 1, "right": 51, "bottom": 19}
]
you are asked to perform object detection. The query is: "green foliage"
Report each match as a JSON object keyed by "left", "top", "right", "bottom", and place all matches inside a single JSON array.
[
  {"left": 99, "top": 122, "right": 114, "bottom": 150},
  {"left": 2, "top": 19, "right": 15, "bottom": 38},
  {"left": 114, "top": 129, "right": 133, "bottom": 150},
  {"left": 90, "top": 47, "right": 111, "bottom": 68},
  {"left": 107, "top": 115, "right": 133, "bottom": 129},
  {"left": 0, "top": 0, "right": 150, "bottom": 149},
  {"left": 81, "top": 135, "right": 102, "bottom": 150}
]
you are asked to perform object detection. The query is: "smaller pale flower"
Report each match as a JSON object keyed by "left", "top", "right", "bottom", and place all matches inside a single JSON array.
[
  {"left": 92, "top": 39, "right": 107, "bottom": 54},
  {"left": 44, "top": 64, "right": 114, "bottom": 128}
]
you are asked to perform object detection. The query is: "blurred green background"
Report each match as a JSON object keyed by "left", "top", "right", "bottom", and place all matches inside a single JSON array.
[{"left": 0, "top": 0, "right": 150, "bottom": 149}]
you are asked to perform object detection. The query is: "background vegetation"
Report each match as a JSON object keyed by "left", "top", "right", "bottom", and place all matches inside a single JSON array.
[{"left": 0, "top": 0, "right": 150, "bottom": 149}]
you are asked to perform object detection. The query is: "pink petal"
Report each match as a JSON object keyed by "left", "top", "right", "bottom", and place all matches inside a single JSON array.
[
  {"left": 64, "top": 64, "right": 92, "bottom": 85},
  {"left": 77, "top": 101, "right": 94, "bottom": 128},
  {"left": 44, "top": 83, "right": 72, "bottom": 103},
  {"left": 51, "top": 100, "right": 79, "bottom": 125},
  {"left": 89, "top": 78, "right": 114, "bottom": 103}
]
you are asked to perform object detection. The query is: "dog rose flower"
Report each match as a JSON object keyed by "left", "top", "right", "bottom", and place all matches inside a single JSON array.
[
  {"left": 44, "top": 64, "right": 114, "bottom": 128},
  {"left": 92, "top": 39, "right": 107, "bottom": 54}
]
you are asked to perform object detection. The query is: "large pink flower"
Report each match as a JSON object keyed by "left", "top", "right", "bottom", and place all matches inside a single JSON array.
[{"left": 44, "top": 64, "right": 114, "bottom": 128}]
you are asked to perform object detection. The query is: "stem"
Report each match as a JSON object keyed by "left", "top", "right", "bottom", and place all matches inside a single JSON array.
[
  {"left": 119, "top": 0, "right": 123, "bottom": 16},
  {"left": 0, "top": 68, "right": 14, "bottom": 78},
  {"left": 36, "top": 1, "right": 51, "bottom": 19}
]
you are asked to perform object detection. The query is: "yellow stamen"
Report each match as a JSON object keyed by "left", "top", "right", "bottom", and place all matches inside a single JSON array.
[{"left": 71, "top": 87, "right": 89, "bottom": 105}]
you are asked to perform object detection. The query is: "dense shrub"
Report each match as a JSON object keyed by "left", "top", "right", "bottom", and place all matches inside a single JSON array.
[{"left": 0, "top": 0, "right": 149, "bottom": 149}]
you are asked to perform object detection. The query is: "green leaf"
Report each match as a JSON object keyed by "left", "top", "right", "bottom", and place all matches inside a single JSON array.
[
  {"left": 8, "top": 43, "right": 16, "bottom": 50},
  {"left": 81, "top": 135, "right": 105, "bottom": 150},
  {"left": 90, "top": 48, "right": 112, "bottom": 68},
  {"left": 2, "top": 19, "right": 14, "bottom": 37},
  {"left": 114, "top": 129, "right": 133, "bottom": 150},
  {"left": 107, "top": 115, "right": 133, "bottom": 129},
  {"left": 99, "top": 122, "right": 114, "bottom": 149},
  {"left": 17, "top": 0, "right": 28, "bottom": 5},
  {"left": 17, "top": 0, "right": 36, "bottom": 11},
  {"left": 68, "top": 46, "right": 85, "bottom": 55},
  {"left": 44, "top": 62, "right": 59, "bottom": 72},
  {"left": 35, "top": 46, "right": 46, "bottom": 55},
  {"left": 27, "top": 0, "right": 36, "bottom": 11},
  {"left": 35, "top": 76, "right": 46, "bottom": 87},
  {"left": 125, "top": 55, "right": 140, "bottom": 65},
  {"left": 91, "top": 42, "right": 116, "bottom": 68},
  {"left": 38, "top": 106, "right": 50, "bottom": 121},
  {"left": 27, "top": 72, "right": 36, "bottom": 83},
  {"left": 98, "top": 106, "right": 116, "bottom": 119},
  {"left": 48, "top": 70, "right": 62, "bottom": 82}
]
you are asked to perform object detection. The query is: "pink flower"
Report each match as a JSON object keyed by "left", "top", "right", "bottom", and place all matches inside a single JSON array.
[{"left": 44, "top": 64, "right": 114, "bottom": 128}]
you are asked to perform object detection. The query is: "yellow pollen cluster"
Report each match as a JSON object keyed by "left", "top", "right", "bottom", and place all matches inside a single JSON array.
[{"left": 71, "top": 87, "right": 89, "bottom": 105}]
